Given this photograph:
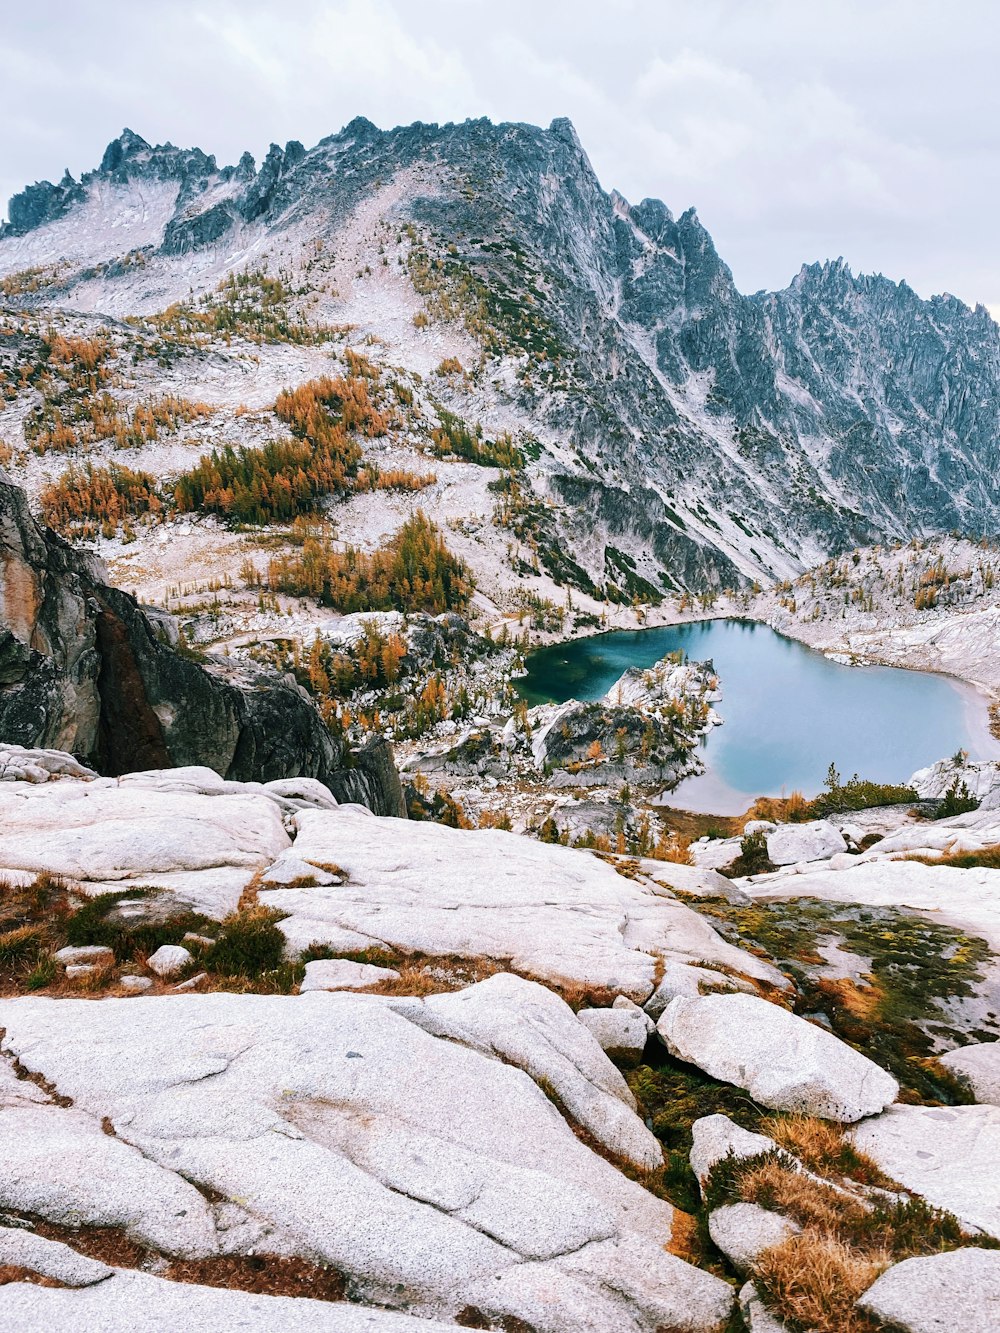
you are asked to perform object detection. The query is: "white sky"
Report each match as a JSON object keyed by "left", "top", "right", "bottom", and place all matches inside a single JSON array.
[{"left": 2, "top": 0, "right": 999, "bottom": 314}]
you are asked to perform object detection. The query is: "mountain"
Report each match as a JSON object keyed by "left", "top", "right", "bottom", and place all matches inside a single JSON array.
[{"left": 2, "top": 117, "right": 998, "bottom": 595}]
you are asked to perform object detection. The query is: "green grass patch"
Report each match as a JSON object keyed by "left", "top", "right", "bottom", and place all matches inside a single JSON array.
[{"left": 65, "top": 890, "right": 214, "bottom": 963}]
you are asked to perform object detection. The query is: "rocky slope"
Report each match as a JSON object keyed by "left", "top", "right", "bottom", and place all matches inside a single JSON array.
[
  {"left": 2, "top": 746, "right": 1000, "bottom": 1330},
  {"left": 2, "top": 117, "right": 999, "bottom": 601}
]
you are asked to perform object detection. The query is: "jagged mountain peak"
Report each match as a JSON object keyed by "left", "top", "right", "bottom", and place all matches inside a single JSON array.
[{"left": 0, "top": 113, "right": 998, "bottom": 594}]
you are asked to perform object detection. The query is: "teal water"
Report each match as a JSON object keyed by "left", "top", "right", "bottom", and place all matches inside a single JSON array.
[{"left": 517, "top": 619, "right": 1000, "bottom": 813}]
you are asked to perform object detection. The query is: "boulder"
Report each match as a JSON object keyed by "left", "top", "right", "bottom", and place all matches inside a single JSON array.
[
  {"left": 857, "top": 1247, "right": 1000, "bottom": 1331},
  {"left": 146, "top": 944, "right": 192, "bottom": 977},
  {"left": 707, "top": 1202, "right": 800, "bottom": 1271},
  {"left": 689, "top": 1114, "right": 780, "bottom": 1191},
  {"left": 938, "top": 1040, "right": 1000, "bottom": 1104},
  {"left": 54, "top": 944, "right": 114, "bottom": 968},
  {"left": 766, "top": 820, "right": 847, "bottom": 865},
  {"left": 173, "top": 971, "right": 208, "bottom": 991},
  {"left": 689, "top": 836, "right": 743, "bottom": 871},
  {"left": 576, "top": 1006, "right": 649, "bottom": 1065},
  {"left": 300, "top": 959, "right": 400, "bottom": 992},
  {"left": 612, "top": 994, "right": 655, "bottom": 1033},
  {"left": 849, "top": 1104, "right": 1000, "bottom": 1238},
  {"left": 262, "top": 855, "right": 341, "bottom": 887},
  {"left": 394, "top": 973, "right": 663, "bottom": 1170},
  {"left": 658, "top": 993, "right": 898, "bottom": 1121},
  {"left": 120, "top": 975, "right": 153, "bottom": 994},
  {"left": 65, "top": 964, "right": 97, "bottom": 980}
]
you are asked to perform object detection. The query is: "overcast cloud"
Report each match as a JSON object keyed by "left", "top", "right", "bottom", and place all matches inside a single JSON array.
[{"left": 2, "top": 1, "right": 998, "bottom": 312}]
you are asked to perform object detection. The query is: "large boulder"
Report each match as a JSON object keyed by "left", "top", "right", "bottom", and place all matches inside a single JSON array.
[
  {"left": 765, "top": 820, "right": 847, "bottom": 865},
  {"left": 849, "top": 1104, "right": 1000, "bottom": 1238},
  {"left": 938, "top": 1041, "right": 1000, "bottom": 1104},
  {"left": 0, "top": 474, "right": 403, "bottom": 814},
  {"left": 657, "top": 993, "right": 898, "bottom": 1121},
  {"left": 857, "top": 1247, "right": 1000, "bottom": 1331}
]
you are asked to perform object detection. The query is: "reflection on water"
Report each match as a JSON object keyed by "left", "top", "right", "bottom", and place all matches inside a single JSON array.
[{"left": 517, "top": 619, "right": 1000, "bottom": 815}]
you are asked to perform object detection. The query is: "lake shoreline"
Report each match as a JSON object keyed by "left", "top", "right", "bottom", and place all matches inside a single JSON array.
[
  {"left": 514, "top": 601, "right": 1000, "bottom": 742},
  {"left": 519, "top": 617, "right": 1000, "bottom": 816}
]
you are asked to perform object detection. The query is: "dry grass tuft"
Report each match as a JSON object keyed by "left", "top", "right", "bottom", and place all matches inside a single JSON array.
[
  {"left": 754, "top": 1231, "right": 889, "bottom": 1333},
  {"left": 762, "top": 1114, "right": 890, "bottom": 1186},
  {"left": 736, "top": 1158, "right": 865, "bottom": 1234},
  {"left": 742, "top": 791, "right": 810, "bottom": 826}
]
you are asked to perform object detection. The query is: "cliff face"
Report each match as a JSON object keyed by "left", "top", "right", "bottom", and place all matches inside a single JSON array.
[
  {"left": 0, "top": 474, "right": 404, "bottom": 814},
  {"left": 2, "top": 117, "right": 998, "bottom": 592}
]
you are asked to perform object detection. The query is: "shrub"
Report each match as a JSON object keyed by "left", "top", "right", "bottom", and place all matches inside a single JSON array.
[
  {"left": 794, "top": 764, "right": 918, "bottom": 819},
  {"left": 429, "top": 410, "right": 523, "bottom": 469},
  {"left": 935, "top": 777, "right": 980, "bottom": 819},
  {"left": 204, "top": 907, "right": 287, "bottom": 977},
  {"left": 267, "top": 510, "right": 474, "bottom": 614},
  {"left": 720, "top": 829, "right": 776, "bottom": 878},
  {"left": 40, "top": 462, "right": 163, "bottom": 537}
]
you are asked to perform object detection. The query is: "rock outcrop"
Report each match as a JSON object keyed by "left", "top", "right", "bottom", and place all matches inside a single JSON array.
[
  {"left": 849, "top": 1103, "right": 1000, "bottom": 1238},
  {"left": 0, "top": 474, "right": 404, "bottom": 814},
  {"left": 0, "top": 990, "right": 734, "bottom": 1330}
]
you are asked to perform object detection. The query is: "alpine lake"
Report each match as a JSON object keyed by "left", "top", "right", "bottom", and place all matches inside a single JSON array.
[{"left": 516, "top": 618, "right": 1000, "bottom": 814}]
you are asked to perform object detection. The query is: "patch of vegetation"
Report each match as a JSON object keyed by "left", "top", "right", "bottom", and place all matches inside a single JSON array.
[
  {"left": 429, "top": 409, "right": 523, "bottom": 469},
  {"left": 698, "top": 897, "right": 992, "bottom": 1098},
  {"left": 797, "top": 764, "right": 918, "bottom": 819},
  {"left": 719, "top": 829, "right": 777, "bottom": 879},
  {"left": 267, "top": 511, "right": 474, "bottom": 614},
  {"left": 65, "top": 890, "right": 214, "bottom": 962},
  {"left": 706, "top": 1147, "right": 995, "bottom": 1333},
  {"left": 135, "top": 267, "right": 345, "bottom": 349},
  {"left": 203, "top": 907, "right": 287, "bottom": 978},
  {"left": 603, "top": 546, "right": 664, "bottom": 605},
  {"left": 913, "top": 843, "right": 1000, "bottom": 870},
  {"left": 627, "top": 1052, "right": 765, "bottom": 1213}
]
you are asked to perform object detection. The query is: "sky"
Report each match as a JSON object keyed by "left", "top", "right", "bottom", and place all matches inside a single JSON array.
[{"left": 3, "top": 0, "right": 999, "bottom": 314}]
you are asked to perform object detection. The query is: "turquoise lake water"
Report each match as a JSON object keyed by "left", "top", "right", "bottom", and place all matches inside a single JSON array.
[{"left": 517, "top": 619, "right": 1000, "bottom": 813}]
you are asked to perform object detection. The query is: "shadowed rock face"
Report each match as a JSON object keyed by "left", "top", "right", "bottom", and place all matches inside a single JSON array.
[{"left": 0, "top": 474, "right": 404, "bottom": 815}]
